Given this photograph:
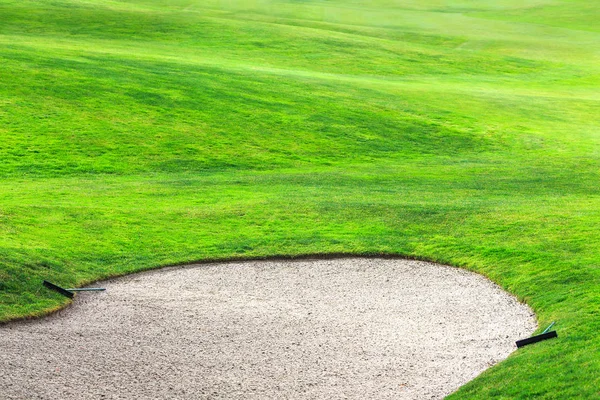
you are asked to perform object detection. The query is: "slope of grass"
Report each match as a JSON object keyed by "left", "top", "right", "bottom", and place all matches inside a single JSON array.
[{"left": 1, "top": 0, "right": 599, "bottom": 397}]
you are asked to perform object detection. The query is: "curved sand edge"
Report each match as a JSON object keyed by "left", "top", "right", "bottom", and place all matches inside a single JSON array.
[{"left": 0, "top": 258, "right": 536, "bottom": 399}]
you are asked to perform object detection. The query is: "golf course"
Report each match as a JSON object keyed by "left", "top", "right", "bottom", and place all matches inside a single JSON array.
[{"left": 0, "top": 0, "right": 599, "bottom": 397}]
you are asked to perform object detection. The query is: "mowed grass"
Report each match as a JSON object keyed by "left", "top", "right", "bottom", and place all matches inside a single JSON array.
[{"left": 1, "top": 0, "right": 599, "bottom": 397}]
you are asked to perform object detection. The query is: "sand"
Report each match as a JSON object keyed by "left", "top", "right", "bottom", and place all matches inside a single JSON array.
[{"left": 0, "top": 258, "right": 536, "bottom": 399}]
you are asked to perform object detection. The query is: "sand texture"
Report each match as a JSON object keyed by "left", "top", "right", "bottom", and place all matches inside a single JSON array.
[{"left": 0, "top": 258, "right": 536, "bottom": 399}]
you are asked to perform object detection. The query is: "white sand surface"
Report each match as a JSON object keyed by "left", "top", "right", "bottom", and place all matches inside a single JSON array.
[{"left": 0, "top": 258, "right": 536, "bottom": 399}]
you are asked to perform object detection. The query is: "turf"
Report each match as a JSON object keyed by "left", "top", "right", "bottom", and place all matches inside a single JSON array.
[{"left": 0, "top": 0, "right": 599, "bottom": 397}]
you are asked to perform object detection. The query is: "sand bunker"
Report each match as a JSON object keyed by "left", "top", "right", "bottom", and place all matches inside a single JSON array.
[{"left": 0, "top": 258, "right": 536, "bottom": 399}]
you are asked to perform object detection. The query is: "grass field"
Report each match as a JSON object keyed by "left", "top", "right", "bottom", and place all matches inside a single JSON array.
[{"left": 1, "top": 0, "right": 599, "bottom": 397}]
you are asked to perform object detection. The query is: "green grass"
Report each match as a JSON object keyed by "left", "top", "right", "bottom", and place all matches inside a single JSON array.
[{"left": 1, "top": 0, "right": 599, "bottom": 397}]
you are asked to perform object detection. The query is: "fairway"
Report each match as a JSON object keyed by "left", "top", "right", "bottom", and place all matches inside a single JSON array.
[{"left": 0, "top": 0, "right": 599, "bottom": 398}]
